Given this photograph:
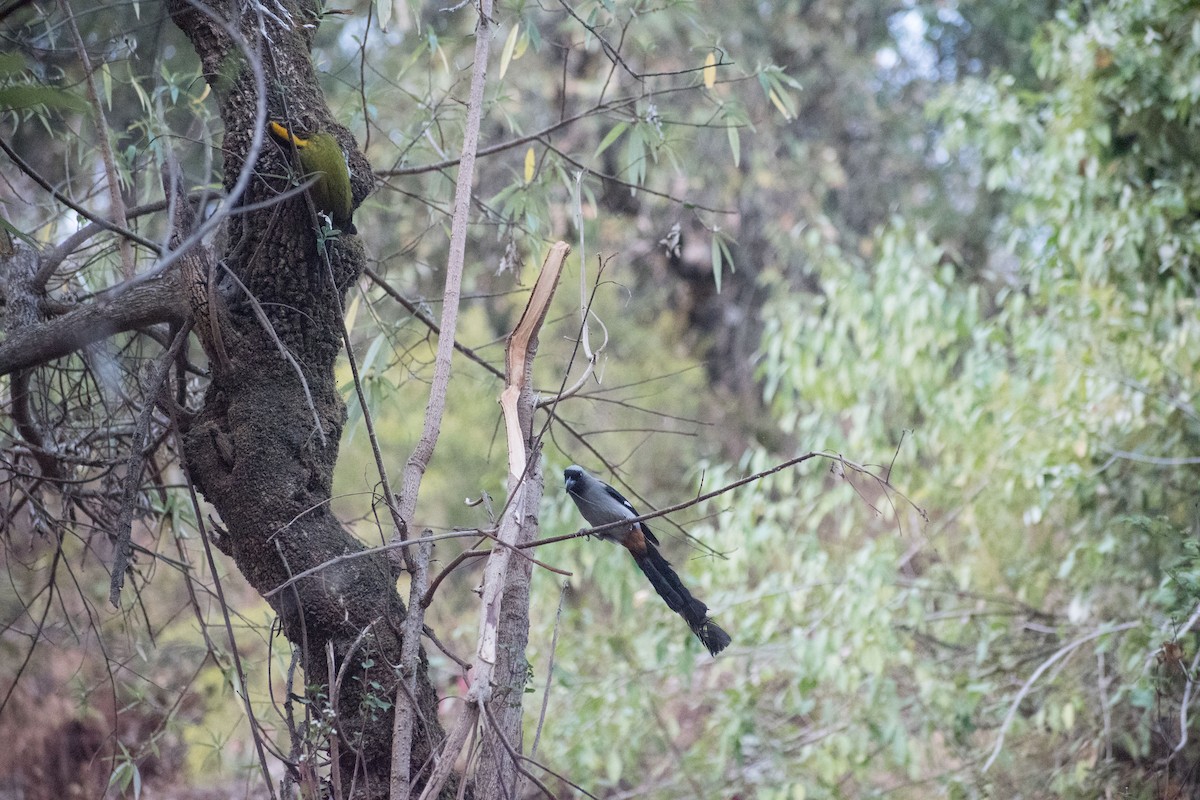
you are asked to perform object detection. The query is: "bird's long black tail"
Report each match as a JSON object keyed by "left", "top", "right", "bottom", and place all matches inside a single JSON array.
[{"left": 633, "top": 543, "right": 731, "bottom": 656}]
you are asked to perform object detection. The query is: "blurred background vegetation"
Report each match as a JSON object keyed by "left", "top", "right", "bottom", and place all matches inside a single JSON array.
[{"left": 3, "top": 0, "right": 1200, "bottom": 797}]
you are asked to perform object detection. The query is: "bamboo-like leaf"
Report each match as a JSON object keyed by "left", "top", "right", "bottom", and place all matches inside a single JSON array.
[
  {"left": 768, "top": 88, "right": 793, "bottom": 121},
  {"left": 524, "top": 146, "right": 536, "bottom": 183},
  {"left": 727, "top": 124, "right": 740, "bottom": 167},
  {"left": 500, "top": 23, "right": 520, "bottom": 79},
  {"left": 131, "top": 78, "right": 151, "bottom": 113},
  {"left": 377, "top": 0, "right": 392, "bottom": 32},
  {"left": 718, "top": 234, "right": 736, "bottom": 273},
  {"left": 100, "top": 61, "right": 113, "bottom": 110},
  {"left": 489, "top": 180, "right": 521, "bottom": 209},
  {"left": 343, "top": 290, "right": 362, "bottom": 333},
  {"left": 513, "top": 28, "right": 530, "bottom": 60},
  {"left": 583, "top": 7, "right": 598, "bottom": 49},
  {"left": 0, "top": 85, "right": 87, "bottom": 113},
  {"left": 362, "top": 332, "right": 386, "bottom": 374},
  {"left": 625, "top": 126, "right": 646, "bottom": 188},
  {"left": 703, "top": 52, "right": 717, "bottom": 88},
  {"left": 711, "top": 233, "right": 723, "bottom": 293},
  {"left": 594, "top": 121, "right": 628, "bottom": 159}
]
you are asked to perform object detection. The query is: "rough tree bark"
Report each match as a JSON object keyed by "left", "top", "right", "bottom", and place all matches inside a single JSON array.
[
  {"left": 163, "top": 1, "right": 451, "bottom": 797},
  {"left": 474, "top": 243, "right": 569, "bottom": 796}
]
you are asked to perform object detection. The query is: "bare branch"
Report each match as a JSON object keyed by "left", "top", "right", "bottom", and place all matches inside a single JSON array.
[
  {"left": 0, "top": 137, "right": 160, "bottom": 252},
  {"left": 0, "top": 269, "right": 184, "bottom": 376},
  {"left": 394, "top": 0, "right": 496, "bottom": 539},
  {"left": 391, "top": 2, "right": 497, "bottom": 795},
  {"left": 465, "top": 243, "right": 569, "bottom": 797}
]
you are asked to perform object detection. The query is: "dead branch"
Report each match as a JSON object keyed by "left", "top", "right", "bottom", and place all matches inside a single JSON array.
[{"left": 420, "top": 241, "right": 567, "bottom": 798}]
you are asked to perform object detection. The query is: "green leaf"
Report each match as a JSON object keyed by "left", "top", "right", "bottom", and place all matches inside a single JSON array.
[
  {"left": 488, "top": 180, "right": 522, "bottom": 210},
  {"left": 593, "top": 121, "right": 628, "bottom": 160},
  {"left": 100, "top": 61, "right": 113, "bottom": 111},
  {"left": 523, "top": 18, "right": 541, "bottom": 52},
  {"left": 717, "top": 234, "right": 736, "bottom": 273},
  {"left": 758, "top": 68, "right": 799, "bottom": 121},
  {"left": 624, "top": 125, "right": 646, "bottom": 188},
  {"left": 361, "top": 332, "right": 387, "bottom": 374},
  {"left": 0, "top": 85, "right": 88, "bottom": 113},
  {"left": 711, "top": 233, "right": 723, "bottom": 293},
  {"left": 727, "top": 124, "right": 740, "bottom": 167},
  {"left": 583, "top": 7, "right": 599, "bottom": 50},
  {"left": 0, "top": 52, "right": 26, "bottom": 74}
]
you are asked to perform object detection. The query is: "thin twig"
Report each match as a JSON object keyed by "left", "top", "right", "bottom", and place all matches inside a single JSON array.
[
  {"left": 422, "top": 623, "right": 470, "bottom": 671},
  {"left": 522, "top": 450, "right": 870, "bottom": 549},
  {"left": 420, "top": 547, "right": 487, "bottom": 608},
  {"left": 555, "top": 0, "right": 640, "bottom": 82},
  {"left": 328, "top": 641, "right": 345, "bottom": 800},
  {"left": 109, "top": 323, "right": 192, "bottom": 606},
  {"left": 479, "top": 700, "right": 559, "bottom": 800},
  {"left": 330, "top": 257, "right": 405, "bottom": 549},
  {"left": 173, "top": 416, "right": 278, "bottom": 798},
  {"left": 422, "top": 523, "right": 572, "bottom": 608},
  {"left": 393, "top": 4, "right": 496, "bottom": 789},
  {"left": 391, "top": 534, "right": 431, "bottom": 800},
  {"left": 526, "top": 582, "right": 568, "bottom": 762},
  {"left": 363, "top": 267, "right": 503, "bottom": 376},
  {"left": 1158, "top": 599, "right": 1200, "bottom": 764},
  {"left": 983, "top": 622, "right": 1137, "bottom": 772},
  {"left": 57, "top": 0, "right": 134, "bottom": 276},
  {"left": 0, "top": 137, "right": 159, "bottom": 252},
  {"left": 0, "top": 530, "right": 64, "bottom": 718},
  {"left": 262, "top": 529, "right": 488, "bottom": 598}
]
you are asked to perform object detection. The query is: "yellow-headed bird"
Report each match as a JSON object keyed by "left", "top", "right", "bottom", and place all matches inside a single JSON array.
[{"left": 268, "top": 121, "right": 357, "bottom": 235}]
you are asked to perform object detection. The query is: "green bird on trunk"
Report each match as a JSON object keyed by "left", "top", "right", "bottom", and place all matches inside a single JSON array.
[{"left": 268, "top": 121, "right": 357, "bottom": 235}]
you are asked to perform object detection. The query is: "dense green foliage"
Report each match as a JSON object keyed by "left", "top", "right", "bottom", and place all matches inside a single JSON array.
[{"left": 522, "top": 1, "right": 1200, "bottom": 797}]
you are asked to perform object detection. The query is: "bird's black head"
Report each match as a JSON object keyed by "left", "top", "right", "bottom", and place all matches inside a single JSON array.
[{"left": 563, "top": 465, "right": 584, "bottom": 495}]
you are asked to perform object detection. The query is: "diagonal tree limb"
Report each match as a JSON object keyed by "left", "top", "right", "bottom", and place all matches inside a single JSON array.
[
  {"left": 0, "top": 137, "right": 160, "bottom": 253},
  {"left": 0, "top": 270, "right": 184, "bottom": 376}
]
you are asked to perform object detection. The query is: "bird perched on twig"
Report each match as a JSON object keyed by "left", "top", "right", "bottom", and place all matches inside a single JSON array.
[{"left": 563, "top": 465, "right": 731, "bottom": 656}]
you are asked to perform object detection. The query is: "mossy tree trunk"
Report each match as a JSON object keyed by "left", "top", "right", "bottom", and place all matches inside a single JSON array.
[{"left": 166, "top": 2, "right": 452, "bottom": 796}]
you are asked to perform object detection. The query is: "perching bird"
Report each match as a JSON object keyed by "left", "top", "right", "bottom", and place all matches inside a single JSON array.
[
  {"left": 563, "top": 465, "right": 731, "bottom": 656},
  {"left": 267, "top": 121, "right": 357, "bottom": 234}
]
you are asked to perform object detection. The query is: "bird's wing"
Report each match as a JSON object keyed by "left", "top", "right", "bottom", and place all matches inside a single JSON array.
[{"left": 601, "top": 482, "right": 659, "bottom": 545}]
